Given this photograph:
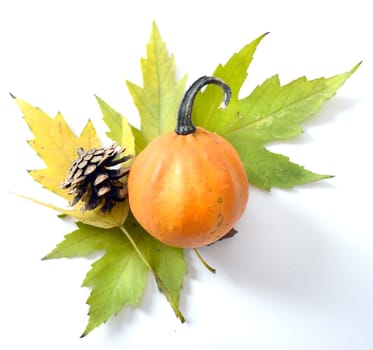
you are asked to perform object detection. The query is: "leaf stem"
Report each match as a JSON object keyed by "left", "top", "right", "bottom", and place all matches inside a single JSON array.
[
  {"left": 119, "top": 225, "right": 185, "bottom": 323},
  {"left": 193, "top": 248, "right": 216, "bottom": 274}
]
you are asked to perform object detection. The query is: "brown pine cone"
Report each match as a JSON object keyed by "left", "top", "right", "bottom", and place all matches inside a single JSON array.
[{"left": 61, "top": 143, "right": 132, "bottom": 212}]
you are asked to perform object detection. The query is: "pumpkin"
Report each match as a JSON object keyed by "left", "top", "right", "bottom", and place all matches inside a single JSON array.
[{"left": 128, "top": 76, "right": 249, "bottom": 248}]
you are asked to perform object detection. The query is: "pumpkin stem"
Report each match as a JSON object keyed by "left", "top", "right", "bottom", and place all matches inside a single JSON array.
[{"left": 175, "top": 76, "right": 232, "bottom": 135}]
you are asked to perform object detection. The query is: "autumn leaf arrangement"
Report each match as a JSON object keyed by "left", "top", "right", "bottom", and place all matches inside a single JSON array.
[{"left": 14, "top": 22, "right": 359, "bottom": 336}]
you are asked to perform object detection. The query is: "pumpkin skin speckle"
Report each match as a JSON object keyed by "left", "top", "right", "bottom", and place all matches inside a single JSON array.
[{"left": 127, "top": 76, "right": 249, "bottom": 248}]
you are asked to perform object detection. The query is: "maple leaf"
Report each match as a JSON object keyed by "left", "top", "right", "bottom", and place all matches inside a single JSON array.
[
  {"left": 92, "top": 24, "right": 189, "bottom": 329},
  {"left": 44, "top": 213, "right": 186, "bottom": 337},
  {"left": 192, "top": 36, "right": 360, "bottom": 190},
  {"left": 14, "top": 97, "right": 129, "bottom": 228},
  {"left": 225, "top": 66, "right": 360, "bottom": 189},
  {"left": 126, "top": 21, "right": 188, "bottom": 153}
]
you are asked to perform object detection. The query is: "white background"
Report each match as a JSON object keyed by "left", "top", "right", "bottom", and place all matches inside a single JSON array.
[{"left": 1, "top": 0, "right": 372, "bottom": 349}]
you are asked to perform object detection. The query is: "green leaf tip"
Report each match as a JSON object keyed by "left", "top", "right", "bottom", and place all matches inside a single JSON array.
[{"left": 351, "top": 61, "right": 362, "bottom": 72}]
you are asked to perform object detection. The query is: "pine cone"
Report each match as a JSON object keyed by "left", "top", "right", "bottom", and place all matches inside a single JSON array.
[{"left": 61, "top": 143, "right": 132, "bottom": 213}]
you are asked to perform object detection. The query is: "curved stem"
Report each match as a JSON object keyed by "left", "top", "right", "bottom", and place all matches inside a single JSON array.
[
  {"left": 193, "top": 248, "right": 216, "bottom": 274},
  {"left": 175, "top": 76, "right": 232, "bottom": 135},
  {"left": 119, "top": 226, "right": 185, "bottom": 323}
]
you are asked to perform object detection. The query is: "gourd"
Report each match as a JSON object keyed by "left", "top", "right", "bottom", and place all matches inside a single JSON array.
[{"left": 127, "top": 76, "right": 249, "bottom": 248}]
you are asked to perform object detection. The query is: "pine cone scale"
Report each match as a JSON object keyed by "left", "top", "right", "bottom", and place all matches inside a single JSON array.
[
  {"left": 84, "top": 164, "right": 97, "bottom": 176},
  {"left": 94, "top": 172, "right": 110, "bottom": 186}
]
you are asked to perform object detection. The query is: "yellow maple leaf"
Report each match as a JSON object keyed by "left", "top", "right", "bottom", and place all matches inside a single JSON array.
[{"left": 15, "top": 97, "right": 129, "bottom": 228}]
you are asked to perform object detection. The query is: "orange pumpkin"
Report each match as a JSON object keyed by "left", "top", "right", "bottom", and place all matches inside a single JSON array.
[{"left": 128, "top": 76, "right": 249, "bottom": 248}]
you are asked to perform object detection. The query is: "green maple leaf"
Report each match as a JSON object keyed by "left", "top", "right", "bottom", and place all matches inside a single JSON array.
[
  {"left": 193, "top": 35, "right": 360, "bottom": 190},
  {"left": 91, "top": 26, "right": 191, "bottom": 332},
  {"left": 44, "top": 213, "right": 186, "bottom": 337},
  {"left": 126, "top": 21, "right": 188, "bottom": 153},
  {"left": 224, "top": 68, "right": 359, "bottom": 189}
]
